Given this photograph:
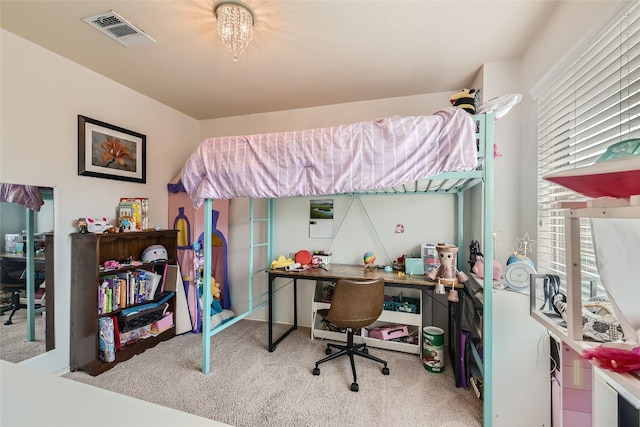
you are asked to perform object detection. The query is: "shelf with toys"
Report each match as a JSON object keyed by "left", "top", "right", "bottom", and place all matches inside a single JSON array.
[
  {"left": 529, "top": 197, "right": 640, "bottom": 406},
  {"left": 70, "top": 229, "right": 178, "bottom": 376}
]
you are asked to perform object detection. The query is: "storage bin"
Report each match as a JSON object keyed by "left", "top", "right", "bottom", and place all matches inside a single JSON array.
[
  {"left": 394, "top": 294, "right": 420, "bottom": 314},
  {"left": 404, "top": 258, "right": 424, "bottom": 275},
  {"left": 368, "top": 324, "right": 409, "bottom": 341},
  {"left": 151, "top": 311, "right": 174, "bottom": 334},
  {"left": 383, "top": 295, "right": 395, "bottom": 311}
]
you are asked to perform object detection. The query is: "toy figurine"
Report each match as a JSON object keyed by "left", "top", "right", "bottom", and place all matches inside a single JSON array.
[
  {"left": 427, "top": 244, "right": 469, "bottom": 285},
  {"left": 363, "top": 251, "right": 376, "bottom": 270},
  {"left": 77, "top": 218, "right": 88, "bottom": 233},
  {"left": 468, "top": 240, "right": 482, "bottom": 270}
]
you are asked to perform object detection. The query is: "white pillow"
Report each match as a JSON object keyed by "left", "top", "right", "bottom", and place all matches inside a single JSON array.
[{"left": 477, "top": 94, "right": 523, "bottom": 120}]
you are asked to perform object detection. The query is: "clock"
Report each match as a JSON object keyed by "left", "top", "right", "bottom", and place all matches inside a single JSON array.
[{"left": 504, "top": 262, "right": 536, "bottom": 291}]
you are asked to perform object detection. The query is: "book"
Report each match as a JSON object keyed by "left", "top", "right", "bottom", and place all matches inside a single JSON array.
[
  {"left": 120, "top": 197, "right": 149, "bottom": 231},
  {"left": 544, "top": 156, "right": 640, "bottom": 199},
  {"left": 112, "top": 316, "right": 122, "bottom": 351},
  {"left": 139, "top": 268, "right": 162, "bottom": 301},
  {"left": 151, "top": 263, "right": 169, "bottom": 298}
]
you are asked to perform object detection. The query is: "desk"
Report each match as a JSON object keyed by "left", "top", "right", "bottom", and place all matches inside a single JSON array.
[
  {"left": 266, "top": 263, "right": 464, "bottom": 353},
  {"left": 267, "top": 264, "right": 468, "bottom": 387}
]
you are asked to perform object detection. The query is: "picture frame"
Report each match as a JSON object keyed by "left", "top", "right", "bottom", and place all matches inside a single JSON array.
[{"left": 78, "top": 115, "right": 146, "bottom": 183}]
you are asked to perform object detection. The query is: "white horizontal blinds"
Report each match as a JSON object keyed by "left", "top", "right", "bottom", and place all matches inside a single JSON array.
[{"left": 536, "top": 2, "right": 640, "bottom": 297}]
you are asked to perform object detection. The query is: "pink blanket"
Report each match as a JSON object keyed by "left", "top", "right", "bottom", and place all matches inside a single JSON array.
[
  {"left": 0, "top": 183, "right": 43, "bottom": 211},
  {"left": 181, "top": 107, "right": 476, "bottom": 208}
]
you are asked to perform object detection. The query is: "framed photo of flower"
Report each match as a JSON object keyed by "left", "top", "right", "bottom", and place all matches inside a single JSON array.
[{"left": 78, "top": 115, "right": 146, "bottom": 183}]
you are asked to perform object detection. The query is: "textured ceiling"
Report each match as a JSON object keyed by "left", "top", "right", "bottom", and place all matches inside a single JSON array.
[{"left": 0, "top": 1, "right": 558, "bottom": 120}]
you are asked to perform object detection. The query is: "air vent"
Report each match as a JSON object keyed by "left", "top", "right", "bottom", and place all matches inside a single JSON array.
[{"left": 82, "top": 11, "right": 155, "bottom": 48}]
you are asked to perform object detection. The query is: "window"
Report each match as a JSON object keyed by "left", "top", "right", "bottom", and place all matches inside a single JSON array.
[{"left": 534, "top": 2, "right": 640, "bottom": 299}]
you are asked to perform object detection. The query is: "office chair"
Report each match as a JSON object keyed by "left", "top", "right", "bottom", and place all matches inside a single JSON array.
[
  {"left": 312, "top": 278, "right": 389, "bottom": 391},
  {"left": 1, "top": 262, "right": 46, "bottom": 325}
]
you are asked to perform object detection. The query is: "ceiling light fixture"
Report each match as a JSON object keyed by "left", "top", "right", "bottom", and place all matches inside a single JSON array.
[{"left": 214, "top": 1, "right": 255, "bottom": 62}]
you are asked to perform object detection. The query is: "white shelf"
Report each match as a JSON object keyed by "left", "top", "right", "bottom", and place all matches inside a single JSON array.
[
  {"left": 530, "top": 200, "right": 640, "bottom": 405},
  {"left": 311, "top": 283, "right": 422, "bottom": 355}
]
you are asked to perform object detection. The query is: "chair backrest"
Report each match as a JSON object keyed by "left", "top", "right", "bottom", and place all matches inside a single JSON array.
[{"left": 324, "top": 278, "right": 385, "bottom": 329}]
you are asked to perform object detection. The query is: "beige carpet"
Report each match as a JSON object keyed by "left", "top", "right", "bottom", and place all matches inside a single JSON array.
[
  {"left": 0, "top": 306, "right": 46, "bottom": 363},
  {"left": 64, "top": 319, "right": 482, "bottom": 427}
]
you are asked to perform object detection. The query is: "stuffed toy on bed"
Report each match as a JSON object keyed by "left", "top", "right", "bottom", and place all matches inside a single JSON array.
[{"left": 450, "top": 88, "right": 482, "bottom": 114}]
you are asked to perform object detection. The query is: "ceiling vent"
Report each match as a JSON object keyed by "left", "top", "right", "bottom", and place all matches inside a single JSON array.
[{"left": 82, "top": 11, "right": 155, "bottom": 48}]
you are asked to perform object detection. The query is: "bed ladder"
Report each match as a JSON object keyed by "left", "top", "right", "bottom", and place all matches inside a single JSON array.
[{"left": 201, "top": 198, "right": 273, "bottom": 373}]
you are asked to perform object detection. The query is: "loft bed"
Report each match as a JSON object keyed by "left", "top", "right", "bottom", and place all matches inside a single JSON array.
[{"left": 179, "top": 106, "right": 499, "bottom": 422}]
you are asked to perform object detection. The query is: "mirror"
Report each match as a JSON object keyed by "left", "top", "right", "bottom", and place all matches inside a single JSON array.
[{"left": 0, "top": 182, "right": 55, "bottom": 362}]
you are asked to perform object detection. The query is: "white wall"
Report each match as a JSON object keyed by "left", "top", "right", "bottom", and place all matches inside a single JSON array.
[{"left": 0, "top": 29, "right": 200, "bottom": 373}]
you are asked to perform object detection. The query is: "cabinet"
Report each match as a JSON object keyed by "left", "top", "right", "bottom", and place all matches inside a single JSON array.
[
  {"left": 311, "top": 281, "right": 422, "bottom": 355},
  {"left": 70, "top": 230, "right": 178, "bottom": 376}
]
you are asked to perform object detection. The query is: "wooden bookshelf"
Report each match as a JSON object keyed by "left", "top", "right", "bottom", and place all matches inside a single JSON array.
[{"left": 70, "top": 230, "right": 178, "bottom": 376}]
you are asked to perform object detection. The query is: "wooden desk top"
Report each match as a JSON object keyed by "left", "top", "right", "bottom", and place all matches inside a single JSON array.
[
  {"left": 268, "top": 263, "right": 464, "bottom": 288},
  {"left": 1, "top": 252, "right": 46, "bottom": 261}
]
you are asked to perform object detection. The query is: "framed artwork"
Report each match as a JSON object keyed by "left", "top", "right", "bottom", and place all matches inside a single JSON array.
[{"left": 77, "top": 115, "right": 146, "bottom": 183}]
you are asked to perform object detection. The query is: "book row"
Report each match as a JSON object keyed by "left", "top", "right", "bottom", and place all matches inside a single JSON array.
[{"left": 98, "top": 265, "right": 166, "bottom": 315}]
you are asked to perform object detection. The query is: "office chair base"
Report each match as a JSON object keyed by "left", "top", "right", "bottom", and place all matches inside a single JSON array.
[{"left": 313, "top": 337, "right": 389, "bottom": 392}]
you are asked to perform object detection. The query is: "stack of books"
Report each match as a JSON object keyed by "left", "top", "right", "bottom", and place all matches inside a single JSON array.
[{"left": 117, "top": 197, "right": 149, "bottom": 231}]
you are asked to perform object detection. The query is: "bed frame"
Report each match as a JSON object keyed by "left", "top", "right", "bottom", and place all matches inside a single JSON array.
[{"left": 196, "top": 112, "right": 495, "bottom": 425}]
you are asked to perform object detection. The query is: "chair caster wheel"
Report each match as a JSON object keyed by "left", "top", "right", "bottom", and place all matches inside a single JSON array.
[
  {"left": 325, "top": 348, "right": 332, "bottom": 355},
  {"left": 362, "top": 347, "right": 369, "bottom": 354},
  {"left": 313, "top": 367, "right": 320, "bottom": 376},
  {"left": 351, "top": 382, "right": 359, "bottom": 392},
  {"left": 382, "top": 367, "right": 390, "bottom": 375}
]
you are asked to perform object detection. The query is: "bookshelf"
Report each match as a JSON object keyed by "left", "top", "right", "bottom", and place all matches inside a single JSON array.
[{"left": 70, "top": 230, "right": 178, "bottom": 376}]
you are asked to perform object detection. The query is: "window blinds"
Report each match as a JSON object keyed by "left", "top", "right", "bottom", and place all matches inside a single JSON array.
[{"left": 535, "top": 2, "right": 640, "bottom": 296}]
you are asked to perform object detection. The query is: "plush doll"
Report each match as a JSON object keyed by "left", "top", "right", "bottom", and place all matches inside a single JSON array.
[
  {"left": 472, "top": 255, "right": 504, "bottom": 283},
  {"left": 363, "top": 251, "right": 376, "bottom": 270},
  {"left": 210, "top": 277, "right": 223, "bottom": 315},
  {"left": 85, "top": 217, "right": 112, "bottom": 233},
  {"left": 450, "top": 88, "right": 482, "bottom": 114}
]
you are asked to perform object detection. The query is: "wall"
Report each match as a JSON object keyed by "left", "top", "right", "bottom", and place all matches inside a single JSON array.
[{"left": 0, "top": 29, "right": 200, "bottom": 373}]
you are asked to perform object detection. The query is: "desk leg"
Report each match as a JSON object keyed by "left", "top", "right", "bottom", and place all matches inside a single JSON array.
[
  {"left": 268, "top": 275, "right": 298, "bottom": 352},
  {"left": 449, "top": 295, "right": 463, "bottom": 388}
]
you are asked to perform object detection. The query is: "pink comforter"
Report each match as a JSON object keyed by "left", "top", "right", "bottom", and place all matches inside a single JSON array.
[
  {"left": 181, "top": 107, "right": 476, "bottom": 207},
  {"left": 0, "top": 183, "right": 43, "bottom": 211}
]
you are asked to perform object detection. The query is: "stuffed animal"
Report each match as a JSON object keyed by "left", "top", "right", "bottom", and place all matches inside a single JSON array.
[
  {"left": 472, "top": 255, "right": 504, "bottom": 283},
  {"left": 85, "top": 217, "right": 112, "bottom": 233},
  {"left": 363, "top": 251, "right": 376, "bottom": 270},
  {"left": 450, "top": 88, "right": 482, "bottom": 114},
  {"left": 210, "top": 277, "right": 223, "bottom": 315}
]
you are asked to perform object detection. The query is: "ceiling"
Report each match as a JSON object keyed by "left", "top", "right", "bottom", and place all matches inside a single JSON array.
[{"left": 0, "top": 1, "right": 558, "bottom": 120}]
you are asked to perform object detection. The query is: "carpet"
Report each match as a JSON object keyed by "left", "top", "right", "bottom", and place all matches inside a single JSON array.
[{"left": 64, "top": 319, "right": 482, "bottom": 427}]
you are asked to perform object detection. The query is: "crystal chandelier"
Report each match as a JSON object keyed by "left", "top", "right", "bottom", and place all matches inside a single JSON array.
[{"left": 214, "top": 1, "right": 255, "bottom": 62}]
